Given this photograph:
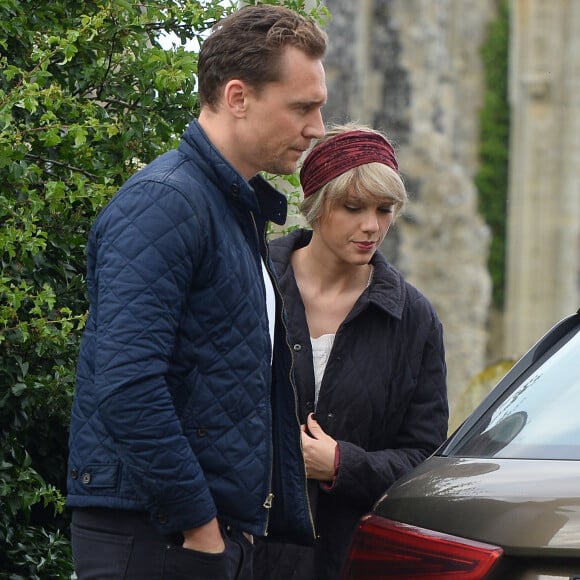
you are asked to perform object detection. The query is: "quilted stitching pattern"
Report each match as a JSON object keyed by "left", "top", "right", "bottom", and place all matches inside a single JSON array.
[
  {"left": 267, "top": 229, "right": 449, "bottom": 579},
  {"left": 68, "top": 122, "right": 291, "bottom": 536}
]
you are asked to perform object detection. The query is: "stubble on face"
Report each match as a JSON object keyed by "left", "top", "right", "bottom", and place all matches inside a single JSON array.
[
  {"left": 260, "top": 140, "right": 308, "bottom": 176},
  {"left": 243, "top": 47, "right": 327, "bottom": 178}
]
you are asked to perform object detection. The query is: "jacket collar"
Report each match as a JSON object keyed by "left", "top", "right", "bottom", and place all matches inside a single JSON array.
[
  {"left": 270, "top": 228, "right": 405, "bottom": 320},
  {"left": 179, "top": 120, "right": 287, "bottom": 225}
]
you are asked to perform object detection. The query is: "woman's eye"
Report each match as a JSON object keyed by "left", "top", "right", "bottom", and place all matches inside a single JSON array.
[
  {"left": 344, "top": 205, "right": 360, "bottom": 212},
  {"left": 379, "top": 206, "right": 394, "bottom": 214}
]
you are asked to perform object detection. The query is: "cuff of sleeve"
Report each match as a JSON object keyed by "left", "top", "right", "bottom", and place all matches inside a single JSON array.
[{"left": 320, "top": 444, "right": 340, "bottom": 492}]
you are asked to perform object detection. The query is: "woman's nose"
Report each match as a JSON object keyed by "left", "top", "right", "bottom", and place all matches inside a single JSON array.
[{"left": 361, "top": 210, "right": 380, "bottom": 232}]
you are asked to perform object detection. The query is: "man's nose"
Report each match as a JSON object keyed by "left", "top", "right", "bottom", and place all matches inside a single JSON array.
[{"left": 305, "top": 108, "right": 325, "bottom": 140}]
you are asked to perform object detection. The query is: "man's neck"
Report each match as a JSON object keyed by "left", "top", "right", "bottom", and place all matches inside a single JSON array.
[{"left": 198, "top": 109, "right": 252, "bottom": 180}]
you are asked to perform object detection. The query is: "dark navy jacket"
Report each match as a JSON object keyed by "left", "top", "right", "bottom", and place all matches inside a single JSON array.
[{"left": 67, "top": 121, "right": 313, "bottom": 542}]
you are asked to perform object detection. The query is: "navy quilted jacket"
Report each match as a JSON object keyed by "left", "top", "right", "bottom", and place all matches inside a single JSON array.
[
  {"left": 256, "top": 229, "right": 449, "bottom": 580},
  {"left": 67, "top": 121, "right": 313, "bottom": 542}
]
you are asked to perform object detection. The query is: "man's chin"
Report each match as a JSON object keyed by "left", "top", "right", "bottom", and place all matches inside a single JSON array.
[{"left": 264, "top": 162, "right": 299, "bottom": 177}]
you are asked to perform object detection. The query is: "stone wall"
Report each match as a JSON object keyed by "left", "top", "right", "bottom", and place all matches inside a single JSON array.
[
  {"left": 322, "top": 0, "right": 496, "bottom": 426},
  {"left": 504, "top": 0, "right": 580, "bottom": 359}
]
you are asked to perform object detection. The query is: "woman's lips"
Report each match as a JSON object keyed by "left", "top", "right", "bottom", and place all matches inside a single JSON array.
[{"left": 353, "top": 241, "right": 376, "bottom": 251}]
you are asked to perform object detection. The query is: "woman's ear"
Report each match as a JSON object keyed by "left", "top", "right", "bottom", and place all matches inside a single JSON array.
[{"left": 223, "top": 79, "right": 247, "bottom": 118}]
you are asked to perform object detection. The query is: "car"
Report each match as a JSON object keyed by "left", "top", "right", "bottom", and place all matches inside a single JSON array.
[{"left": 341, "top": 308, "right": 580, "bottom": 580}]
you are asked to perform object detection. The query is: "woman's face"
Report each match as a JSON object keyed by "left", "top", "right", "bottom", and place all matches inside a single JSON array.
[{"left": 314, "top": 190, "right": 395, "bottom": 266}]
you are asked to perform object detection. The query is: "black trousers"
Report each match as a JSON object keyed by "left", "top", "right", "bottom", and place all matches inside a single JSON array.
[{"left": 71, "top": 508, "right": 254, "bottom": 580}]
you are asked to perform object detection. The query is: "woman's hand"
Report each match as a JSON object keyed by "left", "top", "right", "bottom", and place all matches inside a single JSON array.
[{"left": 301, "top": 413, "right": 337, "bottom": 481}]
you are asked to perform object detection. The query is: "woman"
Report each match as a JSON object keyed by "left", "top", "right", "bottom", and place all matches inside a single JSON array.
[{"left": 254, "top": 124, "right": 449, "bottom": 580}]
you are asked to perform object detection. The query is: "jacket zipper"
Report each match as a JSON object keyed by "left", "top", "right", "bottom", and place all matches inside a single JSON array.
[
  {"left": 264, "top": 235, "right": 317, "bottom": 540},
  {"left": 249, "top": 210, "right": 275, "bottom": 536}
]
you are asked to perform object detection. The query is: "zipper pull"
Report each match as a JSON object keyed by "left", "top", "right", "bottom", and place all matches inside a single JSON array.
[{"left": 263, "top": 493, "right": 274, "bottom": 509}]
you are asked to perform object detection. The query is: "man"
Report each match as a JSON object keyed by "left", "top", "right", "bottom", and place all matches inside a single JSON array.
[{"left": 67, "top": 5, "right": 328, "bottom": 579}]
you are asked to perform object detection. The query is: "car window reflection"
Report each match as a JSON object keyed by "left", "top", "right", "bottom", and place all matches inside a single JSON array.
[{"left": 451, "top": 330, "right": 580, "bottom": 460}]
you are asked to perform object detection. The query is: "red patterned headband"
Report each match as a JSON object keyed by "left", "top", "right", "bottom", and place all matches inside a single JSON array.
[{"left": 300, "top": 130, "right": 399, "bottom": 198}]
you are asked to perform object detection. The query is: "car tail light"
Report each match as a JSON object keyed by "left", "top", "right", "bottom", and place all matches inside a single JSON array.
[{"left": 341, "top": 514, "right": 503, "bottom": 579}]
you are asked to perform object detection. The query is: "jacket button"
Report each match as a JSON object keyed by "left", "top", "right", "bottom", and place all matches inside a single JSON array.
[
  {"left": 71, "top": 469, "right": 78, "bottom": 480},
  {"left": 81, "top": 472, "right": 91, "bottom": 484},
  {"left": 293, "top": 344, "right": 301, "bottom": 351},
  {"left": 197, "top": 427, "right": 208, "bottom": 437},
  {"left": 305, "top": 401, "right": 314, "bottom": 411},
  {"left": 157, "top": 513, "right": 168, "bottom": 524}
]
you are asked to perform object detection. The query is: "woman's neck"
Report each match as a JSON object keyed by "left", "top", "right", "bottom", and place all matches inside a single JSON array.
[{"left": 291, "top": 243, "right": 373, "bottom": 337}]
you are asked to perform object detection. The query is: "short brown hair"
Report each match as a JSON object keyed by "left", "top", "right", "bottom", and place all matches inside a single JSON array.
[{"left": 198, "top": 4, "right": 327, "bottom": 110}]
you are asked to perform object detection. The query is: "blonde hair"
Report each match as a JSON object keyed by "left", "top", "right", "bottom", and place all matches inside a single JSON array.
[{"left": 300, "top": 124, "right": 407, "bottom": 227}]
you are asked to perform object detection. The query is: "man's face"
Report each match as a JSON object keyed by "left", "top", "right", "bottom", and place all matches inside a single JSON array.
[{"left": 236, "top": 46, "right": 327, "bottom": 179}]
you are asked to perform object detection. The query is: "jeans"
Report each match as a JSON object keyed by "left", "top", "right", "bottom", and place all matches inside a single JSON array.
[{"left": 71, "top": 508, "right": 254, "bottom": 580}]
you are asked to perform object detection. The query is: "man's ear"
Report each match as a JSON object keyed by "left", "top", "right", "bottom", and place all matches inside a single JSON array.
[{"left": 223, "top": 79, "right": 248, "bottom": 118}]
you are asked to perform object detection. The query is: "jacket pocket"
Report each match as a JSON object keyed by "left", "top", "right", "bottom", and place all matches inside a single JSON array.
[
  {"left": 163, "top": 545, "right": 228, "bottom": 580},
  {"left": 72, "top": 462, "right": 119, "bottom": 490}
]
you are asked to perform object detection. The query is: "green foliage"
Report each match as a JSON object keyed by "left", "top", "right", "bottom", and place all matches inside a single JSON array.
[
  {"left": 251, "top": 0, "right": 330, "bottom": 23},
  {"left": 475, "top": 0, "right": 510, "bottom": 308},
  {"left": 0, "top": 0, "right": 328, "bottom": 576}
]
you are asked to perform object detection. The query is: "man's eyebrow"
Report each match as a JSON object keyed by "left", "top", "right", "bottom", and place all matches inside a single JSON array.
[{"left": 292, "top": 98, "right": 326, "bottom": 108}]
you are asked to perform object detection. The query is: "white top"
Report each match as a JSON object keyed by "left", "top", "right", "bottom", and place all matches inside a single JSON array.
[
  {"left": 261, "top": 259, "right": 276, "bottom": 362},
  {"left": 310, "top": 333, "right": 336, "bottom": 407}
]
